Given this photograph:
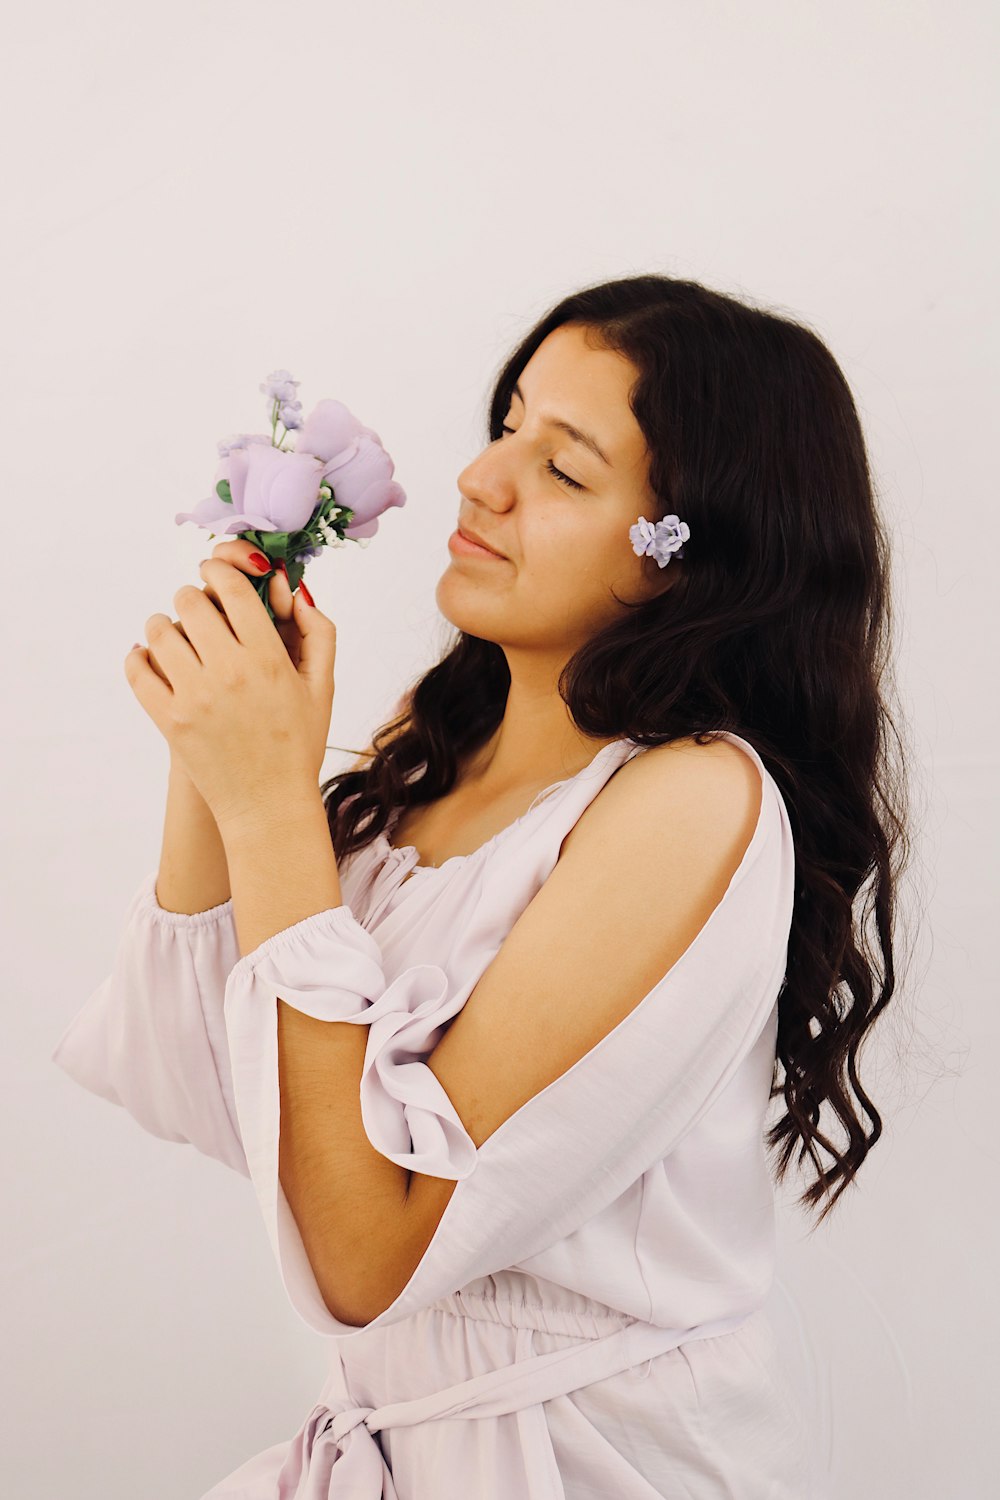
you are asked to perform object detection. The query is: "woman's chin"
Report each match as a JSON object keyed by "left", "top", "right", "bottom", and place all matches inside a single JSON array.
[{"left": 435, "top": 570, "right": 504, "bottom": 634}]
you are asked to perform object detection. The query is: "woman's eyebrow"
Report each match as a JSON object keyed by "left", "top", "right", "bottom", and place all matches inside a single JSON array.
[{"left": 512, "top": 382, "right": 612, "bottom": 467}]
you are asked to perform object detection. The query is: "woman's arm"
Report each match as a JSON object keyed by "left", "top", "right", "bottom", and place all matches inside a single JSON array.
[{"left": 155, "top": 757, "right": 232, "bottom": 915}]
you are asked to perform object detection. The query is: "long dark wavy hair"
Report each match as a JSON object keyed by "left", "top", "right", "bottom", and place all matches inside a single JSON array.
[{"left": 318, "top": 273, "right": 915, "bottom": 1228}]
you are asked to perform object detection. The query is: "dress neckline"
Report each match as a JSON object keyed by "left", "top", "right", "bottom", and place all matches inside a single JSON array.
[{"left": 376, "top": 737, "right": 638, "bottom": 881}]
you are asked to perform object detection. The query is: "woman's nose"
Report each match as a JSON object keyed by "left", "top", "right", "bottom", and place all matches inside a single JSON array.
[{"left": 458, "top": 445, "right": 512, "bottom": 500}]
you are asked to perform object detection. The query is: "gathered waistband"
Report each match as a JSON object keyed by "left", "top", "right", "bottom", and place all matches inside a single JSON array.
[{"left": 278, "top": 1308, "right": 754, "bottom": 1496}]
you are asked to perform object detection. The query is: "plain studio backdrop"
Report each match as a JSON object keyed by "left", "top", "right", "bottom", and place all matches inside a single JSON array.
[{"left": 1, "top": 2, "right": 994, "bottom": 1496}]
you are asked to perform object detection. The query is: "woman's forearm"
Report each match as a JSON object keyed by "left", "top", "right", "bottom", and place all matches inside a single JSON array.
[{"left": 155, "top": 759, "right": 232, "bottom": 914}]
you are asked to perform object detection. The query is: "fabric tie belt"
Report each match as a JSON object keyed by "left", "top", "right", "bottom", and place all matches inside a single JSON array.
[{"left": 275, "top": 1308, "right": 752, "bottom": 1498}]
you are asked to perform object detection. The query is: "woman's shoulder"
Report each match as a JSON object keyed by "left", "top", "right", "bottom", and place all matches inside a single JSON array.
[
  {"left": 556, "top": 729, "right": 783, "bottom": 908},
  {"left": 608, "top": 732, "right": 767, "bottom": 830}
]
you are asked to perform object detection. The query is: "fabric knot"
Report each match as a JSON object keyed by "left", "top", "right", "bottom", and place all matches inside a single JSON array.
[
  {"left": 328, "top": 1404, "right": 375, "bottom": 1443},
  {"left": 275, "top": 1400, "right": 394, "bottom": 1498}
]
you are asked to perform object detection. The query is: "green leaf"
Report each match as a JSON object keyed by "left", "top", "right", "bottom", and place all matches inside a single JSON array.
[{"left": 216, "top": 479, "right": 233, "bottom": 504}]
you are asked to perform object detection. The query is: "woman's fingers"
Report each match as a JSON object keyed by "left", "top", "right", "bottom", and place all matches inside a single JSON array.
[
  {"left": 145, "top": 646, "right": 171, "bottom": 685},
  {"left": 205, "top": 537, "right": 302, "bottom": 663},
  {"left": 138, "top": 619, "right": 185, "bottom": 685},
  {"left": 209, "top": 537, "right": 273, "bottom": 574},
  {"left": 141, "top": 539, "right": 305, "bottom": 686},
  {"left": 267, "top": 561, "right": 295, "bottom": 621},
  {"left": 209, "top": 537, "right": 295, "bottom": 621}
]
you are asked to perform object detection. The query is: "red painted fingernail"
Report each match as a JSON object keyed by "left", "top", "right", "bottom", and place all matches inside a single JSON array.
[
  {"left": 275, "top": 558, "right": 288, "bottom": 575},
  {"left": 299, "top": 579, "right": 315, "bottom": 607},
  {"left": 248, "top": 552, "right": 272, "bottom": 573}
]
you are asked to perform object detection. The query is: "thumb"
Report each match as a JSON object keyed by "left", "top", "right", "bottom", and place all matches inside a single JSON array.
[{"left": 291, "top": 584, "right": 336, "bottom": 687}]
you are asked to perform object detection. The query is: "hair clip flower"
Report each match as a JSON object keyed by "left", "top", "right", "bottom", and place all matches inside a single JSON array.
[
  {"left": 174, "top": 369, "right": 407, "bottom": 621},
  {"left": 629, "top": 514, "right": 690, "bottom": 568}
]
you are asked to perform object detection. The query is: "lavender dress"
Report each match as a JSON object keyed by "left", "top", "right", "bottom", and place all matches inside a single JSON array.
[{"left": 51, "top": 733, "right": 819, "bottom": 1497}]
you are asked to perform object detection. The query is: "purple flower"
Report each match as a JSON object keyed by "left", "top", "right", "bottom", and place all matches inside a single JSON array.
[
  {"left": 176, "top": 444, "right": 327, "bottom": 535},
  {"left": 259, "top": 369, "right": 300, "bottom": 404},
  {"left": 629, "top": 514, "right": 690, "bottom": 568},
  {"left": 177, "top": 384, "right": 408, "bottom": 542},
  {"left": 294, "top": 398, "right": 407, "bottom": 539},
  {"left": 216, "top": 432, "right": 272, "bottom": 459}
]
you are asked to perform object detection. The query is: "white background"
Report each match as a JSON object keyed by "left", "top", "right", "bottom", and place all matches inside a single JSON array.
[{"left": 2, "top": 2, "right": 994, "bottom": 1495}]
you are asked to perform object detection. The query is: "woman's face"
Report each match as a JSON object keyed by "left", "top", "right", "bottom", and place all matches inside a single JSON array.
[{"left": 437, "top": 322, "right": 673, "bottom": 655}]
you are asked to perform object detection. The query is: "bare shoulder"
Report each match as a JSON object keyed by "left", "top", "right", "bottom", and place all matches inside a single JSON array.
[{"left": 560, "top": 732, "right": 764, "bottom": 876}]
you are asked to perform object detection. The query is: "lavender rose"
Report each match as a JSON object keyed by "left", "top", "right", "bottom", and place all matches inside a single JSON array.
[
  {"left": 174, "top": 372, "right": 408, "bottom": 620},
  {"left": 176, "top": 398, "right": 406, "bottom": 541}
]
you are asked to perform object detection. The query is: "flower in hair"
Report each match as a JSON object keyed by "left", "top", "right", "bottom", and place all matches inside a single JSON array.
[
  {"left": 629, "top": 513, "right": 690, "bottom": 568},
  {"left": 174, "top": 369, "right": 407, "bottom": 621}
]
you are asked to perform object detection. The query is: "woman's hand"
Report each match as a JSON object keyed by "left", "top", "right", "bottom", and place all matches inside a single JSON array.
[
  {"left": 145, "top": 539, "right": 306, "bottom": 686},
  {"left": 125, "top": 540, "right": 337, "bottom": 836},
  {"left": 152, "top": 539, "right": 306, "bottom": 784}
]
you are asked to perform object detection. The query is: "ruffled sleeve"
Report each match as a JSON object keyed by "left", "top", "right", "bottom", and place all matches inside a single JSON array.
[
  {"left": 220, "top": 761, "right": 795, "bottom": 1339},
  {"left": 50, "top": 869, "right": 248, "bottom": 1177},
  {"left": 222, "top": 905, "right": 481, "bottom": 1335}
]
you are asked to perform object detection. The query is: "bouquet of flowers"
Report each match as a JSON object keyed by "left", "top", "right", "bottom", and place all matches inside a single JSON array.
[{"left": 175, "top": 369, "right": 407, "bottom": 622}]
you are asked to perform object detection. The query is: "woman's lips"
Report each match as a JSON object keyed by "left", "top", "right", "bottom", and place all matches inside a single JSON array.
[{"left": 448, "top": 528, "right": 509, "bottom": 560}]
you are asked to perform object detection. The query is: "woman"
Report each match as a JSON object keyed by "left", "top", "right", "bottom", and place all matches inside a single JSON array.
[{"left": 52, "top": 274, "right": 910, "bottom": 1497}]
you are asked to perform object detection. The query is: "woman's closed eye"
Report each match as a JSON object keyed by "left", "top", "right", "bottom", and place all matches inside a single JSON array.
[{"left": 499, "top": 424, "right": 586, "bottom": 491}]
